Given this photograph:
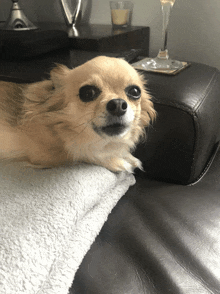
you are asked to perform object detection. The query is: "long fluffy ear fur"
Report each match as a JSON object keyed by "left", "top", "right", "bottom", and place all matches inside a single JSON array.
[
  {"left": 135, "top": 73, "right": 156, "bottom": 143},
  {"left": 50, "top": 64, "right": 70, "bottom": 88},
  {"left": 141, "top": 92, "right": 156, "bottom": 128},
  {"left": 139, "top": 74, "right": 156, "bottom": 124},
  {"left": 21, "top": 65, "right": 71, "bottom": 123}
]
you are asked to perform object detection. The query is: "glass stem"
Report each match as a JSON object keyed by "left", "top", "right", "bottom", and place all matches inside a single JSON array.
[{"left": 161, "top": 3, "right": 172, "bottom": 52}]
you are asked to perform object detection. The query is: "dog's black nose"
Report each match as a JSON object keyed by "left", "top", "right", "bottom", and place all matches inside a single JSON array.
[{"left": 106, "top": 99, "right": 127, "bottom": 116}]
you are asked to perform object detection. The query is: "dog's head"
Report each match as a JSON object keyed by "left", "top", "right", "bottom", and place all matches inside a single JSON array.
[{"left": 50, "top": 56, "right": 155, "bottom": 146}]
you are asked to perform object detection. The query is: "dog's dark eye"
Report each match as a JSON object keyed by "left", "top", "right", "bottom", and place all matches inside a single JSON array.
[
  {"left": 125, "top": 85, "right": 141, "bottom": 100},
  {"left": 79, "top": 85, "right": 101, "bottom": 102}
]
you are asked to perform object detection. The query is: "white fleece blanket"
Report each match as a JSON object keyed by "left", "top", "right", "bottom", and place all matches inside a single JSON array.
[{"left": 0, "top": 162, "right": 135, "bottom": 294}]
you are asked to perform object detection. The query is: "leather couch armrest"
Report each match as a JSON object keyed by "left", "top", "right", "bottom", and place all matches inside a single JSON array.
[{"left": 134, "top": 62, "right": 220, "bottom": 184}]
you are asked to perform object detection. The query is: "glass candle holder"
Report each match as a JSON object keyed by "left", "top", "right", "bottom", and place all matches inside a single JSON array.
[{"left": 110, "top": 1, "right": 133, "bottom": 29}]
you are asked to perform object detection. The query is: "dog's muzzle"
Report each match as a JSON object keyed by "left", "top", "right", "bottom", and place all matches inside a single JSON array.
[{"left": 93, "top": 99, "right": 130, "bottom": 137}]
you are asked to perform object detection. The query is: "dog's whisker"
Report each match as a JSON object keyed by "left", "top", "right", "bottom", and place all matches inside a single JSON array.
[
  {"left": 69, "top": 117, "right": 97, "bottom": 131},
  {"left": 69, "top": 112, "right": 106, "bottom": 131}
]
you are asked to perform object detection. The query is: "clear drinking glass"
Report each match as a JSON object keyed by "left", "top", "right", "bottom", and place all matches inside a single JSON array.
[
  {"left": 110, "top": 1, "right": 133, "bottom": 29},
  {"left": 133, "top": 0, "right": 183, "bottom": 71}
]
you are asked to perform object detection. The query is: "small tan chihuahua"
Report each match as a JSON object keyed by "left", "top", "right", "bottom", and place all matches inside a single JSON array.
[{"left": 0, "top": 56, "right": 156, "bottom": 172}]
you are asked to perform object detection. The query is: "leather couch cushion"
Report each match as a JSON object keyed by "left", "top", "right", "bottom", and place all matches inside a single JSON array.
[
  {"left": 134, "top": 62, "right": 220, "bottom": 184},
  {"left": 70, "top": 149, "right": 220, "bottom": 294}
]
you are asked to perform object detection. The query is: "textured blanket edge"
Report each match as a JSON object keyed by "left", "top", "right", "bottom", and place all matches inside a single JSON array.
[
  {"left": 40, "top": 172, "right": 135, "bottom": 294},
  {"left": 0, "top": 163, "right": 135, "bottom": 294}
]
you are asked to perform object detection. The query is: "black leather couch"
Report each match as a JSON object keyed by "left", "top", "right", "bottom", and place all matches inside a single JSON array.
[
  {"left": 1, "top": 48, "right": 220, "bottom": 294},
  {"left": 71, "top": 150, "right": 220, "bottom": 293},
  {"left": 70, "top": 62, "right": 220, "bottom": 293}
]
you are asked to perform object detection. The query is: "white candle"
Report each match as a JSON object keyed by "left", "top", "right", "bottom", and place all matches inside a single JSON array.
[{"left": 111, "top": 9, "right": 129, "bottom": 26}]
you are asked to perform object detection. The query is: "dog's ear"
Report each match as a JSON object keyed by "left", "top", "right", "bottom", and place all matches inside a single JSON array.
[{"left": 50, "top": 64, "right": 70, "bottom": 88}]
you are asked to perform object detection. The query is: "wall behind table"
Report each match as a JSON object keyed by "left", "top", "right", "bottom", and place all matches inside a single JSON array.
[{"left": 1, "top": 0, "right": 220, "bottom": 70}]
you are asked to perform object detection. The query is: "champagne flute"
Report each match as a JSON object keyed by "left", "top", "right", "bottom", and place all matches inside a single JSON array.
[{"left": 133, "top": 0, "right": 184, "bottom": 71}]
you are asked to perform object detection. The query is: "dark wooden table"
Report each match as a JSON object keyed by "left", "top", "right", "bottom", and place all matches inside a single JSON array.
[
  {"left": 0, "top": 23, "right": 149, "bottom": 83},
  {"left": 0, "top": 48, "right": 108, "bottom": 83}
]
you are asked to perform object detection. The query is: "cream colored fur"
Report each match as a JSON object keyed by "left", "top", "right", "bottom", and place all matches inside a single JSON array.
[{"left": 0, "top": 56, "right": 156, "bottom": 173}]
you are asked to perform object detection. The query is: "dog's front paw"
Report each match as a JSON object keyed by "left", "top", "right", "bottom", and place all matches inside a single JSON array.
[
  {"left": 103, "top": 156, "right": 143, "bottom": 173},
  {"left": 121, "top": 160, "right": 137, "bottom": 173},
  {"left": 123, "top": 156, "right": 143, "bottom": 173}
]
